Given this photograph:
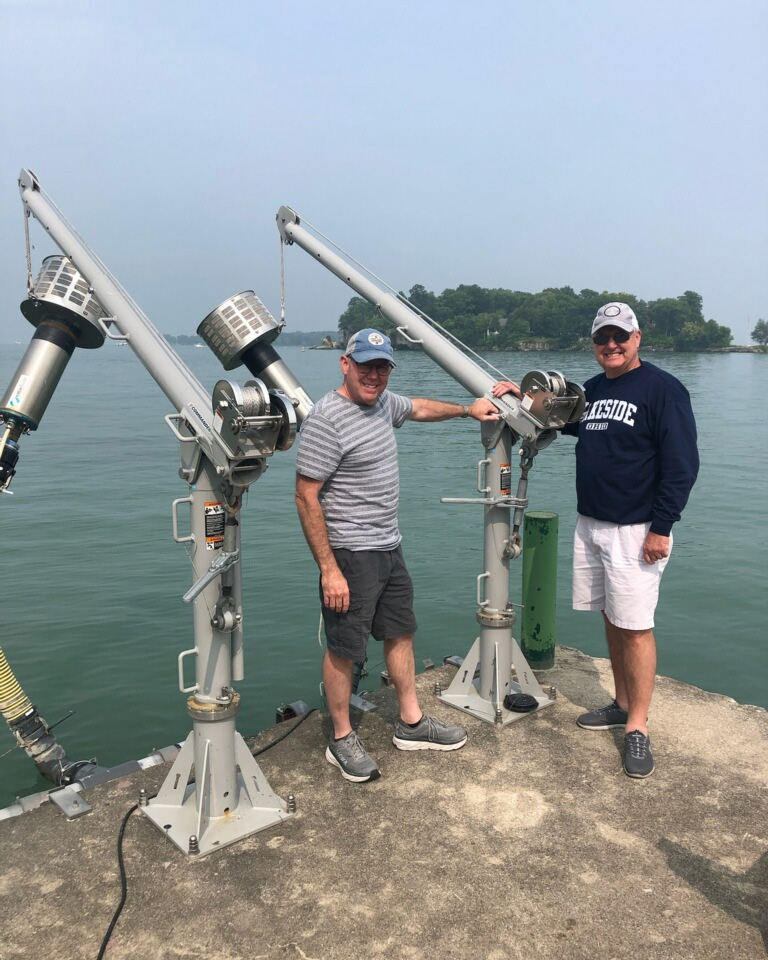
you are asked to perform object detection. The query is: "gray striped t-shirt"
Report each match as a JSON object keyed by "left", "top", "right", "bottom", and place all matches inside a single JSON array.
[{"left": 295, "top": 389, "right": 413, "bottom": 551}]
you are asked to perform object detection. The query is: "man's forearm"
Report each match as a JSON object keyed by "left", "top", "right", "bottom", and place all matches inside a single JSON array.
[
  {"left": 295, "top": 492, "right": 339, "bottom": 575},
  {"left": 409, "top": 398, "right": 467, "bottom": 422},
  {"left": 408, "top": 397, "right": 500, "bottom": 422},
  {"left": 295, "top": 485, "right": 350, "bottom": 612}
]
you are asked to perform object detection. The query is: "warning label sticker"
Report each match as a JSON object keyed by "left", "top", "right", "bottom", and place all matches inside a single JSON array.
[
  {"left": 204, "top": 501, "right": 225, "bottom": 550},
  {"left": 500, "top": 464, "right": 512, "bottom": 495}
]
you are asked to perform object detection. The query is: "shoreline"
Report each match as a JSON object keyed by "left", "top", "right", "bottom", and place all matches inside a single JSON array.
[
  {"left": 393, "top": 342, "right": 768, "bottom": 354},
  {"left": 2, "top": 341, "right": 766, "bottom": 353}
]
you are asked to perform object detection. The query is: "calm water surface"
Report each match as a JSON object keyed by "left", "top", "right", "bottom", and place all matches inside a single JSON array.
[{"left": 0, "top": 343, "right": 765, "bottom": 805}]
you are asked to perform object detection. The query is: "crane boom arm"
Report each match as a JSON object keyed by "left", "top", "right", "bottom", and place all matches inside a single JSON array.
[{"left": 276, "top": 205, "right": 583, "bottom": 444}]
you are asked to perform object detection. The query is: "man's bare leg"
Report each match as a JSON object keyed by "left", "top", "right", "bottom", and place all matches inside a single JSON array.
[
  {"left": 603, "top": 612, "right": 655, "bottom": 735},
  {"left": 603, "top": 613, "right": 628, "bottom": 710},
  {"left": 323, "top": 649, "right": 355, "bottom": 739},
  {"left": 383, "top": 634, "right": 421, "bottom": 724}
]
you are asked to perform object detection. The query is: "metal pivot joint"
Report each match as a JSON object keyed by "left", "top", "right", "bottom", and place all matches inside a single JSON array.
[{"left": 183, "top": 548, "right": 240, "bottom": 605}]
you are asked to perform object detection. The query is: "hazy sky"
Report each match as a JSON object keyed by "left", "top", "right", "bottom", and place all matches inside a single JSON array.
[{"left": 1, "top": 0, "right": 765, "bottom": 344}]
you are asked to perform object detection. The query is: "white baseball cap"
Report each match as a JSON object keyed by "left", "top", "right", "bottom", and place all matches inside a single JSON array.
[{"left": 591, "top": 302, "right": 640, "bottom": 336}]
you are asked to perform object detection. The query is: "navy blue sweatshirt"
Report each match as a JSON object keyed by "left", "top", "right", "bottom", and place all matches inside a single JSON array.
[{"left": 561, "top": 361, "right": 699, "bottom": 536}]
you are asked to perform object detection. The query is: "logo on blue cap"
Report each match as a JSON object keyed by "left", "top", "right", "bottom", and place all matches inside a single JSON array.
[{"left": 344, "top": 328, "right": 396, "bottom": 365}]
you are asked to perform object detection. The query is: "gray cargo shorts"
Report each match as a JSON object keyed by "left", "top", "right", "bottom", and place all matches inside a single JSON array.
[{"left": 321, "top": 546, "right": 418, "bottom": 661}]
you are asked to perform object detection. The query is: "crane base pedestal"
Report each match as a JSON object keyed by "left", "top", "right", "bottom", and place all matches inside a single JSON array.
[
  {"left": 438, "top": 636, "right": 554, "bottom": 727},
  {"left": 141, "top": 731, "right": 294, "bottom": 858}
]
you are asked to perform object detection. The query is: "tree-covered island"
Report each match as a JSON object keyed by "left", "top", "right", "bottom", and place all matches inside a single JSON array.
[{"left": 337, "top": 285, "right": 738, "bottom": 352}]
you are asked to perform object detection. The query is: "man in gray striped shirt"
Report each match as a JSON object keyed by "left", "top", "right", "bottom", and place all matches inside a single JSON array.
[{"left": 295, "top": 328, "right": 504, "bottom": 783}]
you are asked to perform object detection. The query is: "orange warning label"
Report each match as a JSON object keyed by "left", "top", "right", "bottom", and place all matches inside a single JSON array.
[
  {"left": 204, "top": 501, "right": 225, "bottom": 550},
  {"left": 500, "top": 464, "right": 511, "bottom": 495}
]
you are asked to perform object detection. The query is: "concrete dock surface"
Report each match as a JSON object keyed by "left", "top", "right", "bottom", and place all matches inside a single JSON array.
[{"left": 0, "top": 645, "right": 766, "bottom": 960}]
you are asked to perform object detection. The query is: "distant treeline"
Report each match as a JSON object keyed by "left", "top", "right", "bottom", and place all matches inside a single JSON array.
[
  {"left": 277, "top": 330, "right": 338, "bottom": 347},
  {"left": 165, "top": 334, "right": 204, "bottom": 345},
  {"left": 337, "top": 285, "right": 733, "bottom": 352}
]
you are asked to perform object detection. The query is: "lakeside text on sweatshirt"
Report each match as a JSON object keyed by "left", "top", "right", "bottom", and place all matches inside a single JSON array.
[{"left": 561, "top": 362, "right": 699, "bottom": 536}]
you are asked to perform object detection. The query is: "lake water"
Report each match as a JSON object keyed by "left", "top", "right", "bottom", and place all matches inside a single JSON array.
[{"left": 0, "top": 342, "right": 765, "bottom": 806}]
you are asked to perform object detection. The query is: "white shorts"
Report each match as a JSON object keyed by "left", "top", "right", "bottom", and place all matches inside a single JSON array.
[{"left": 572, "top": 515, "right": 672, "bottom": 631}]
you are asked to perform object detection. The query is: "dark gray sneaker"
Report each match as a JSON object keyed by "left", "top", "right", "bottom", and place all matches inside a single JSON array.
[
  {"left": 392, "top": 714, "right": 467, "bottom": 751},
  {"left": 623, "top": 730, "right": 655, "bottom": 779},
  {"left": 577, "top": 699, "right": 628, "bottom": 730},
  {"left": 326, "top": 731, "right": 381, "bottom": 783}
]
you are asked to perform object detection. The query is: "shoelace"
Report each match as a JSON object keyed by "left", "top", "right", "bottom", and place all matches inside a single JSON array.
[
  {"left": 343, "top": 732, "right": 366, "bottom": 759},
  {"left": 422, "top": 716, "right": 438, "bottom": 741},
  {"left": 415, "top": 716, "right": 448, "bottom": 741},
  {"left": 400, "top": 715, "right": 456, "bottom": 741},
  {"left": 626, "top": 731, "right": 650, "bottom": 758},
  {"left": 598, "top": 700, "right": 624, "bottom": 716},
  {"left": 399, "top": 716, "right": 436, "bottom": 739}
]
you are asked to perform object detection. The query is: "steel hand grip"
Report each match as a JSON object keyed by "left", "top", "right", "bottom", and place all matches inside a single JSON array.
[
  {"left": 177, "top": 647, "right": 198, "bottom": 693},
  {"left": 396, "top": 326, "right": 423, "bottom": 345},
  {"left": 164, "top": 414, "right": 197, "bottom": 443},
  {"left": 97, "top": 317, "right": 130, "bottom": 341},
  {"left": 477, "top": 571, "right": 490, "bottom": 607},
  {"left": 171, "top": 496, "right": 194, "bottom": 544},
  {"left": 477, "top": 458, "right": 491, "bottom": 494}
]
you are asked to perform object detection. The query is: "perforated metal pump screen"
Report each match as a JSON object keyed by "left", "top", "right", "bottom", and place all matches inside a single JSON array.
[
  {"left": 198, "top": 291, "right": 281, "bottom": 370},
  {"left": 30, "top": 256, "right": 107, "bottom": 325}
]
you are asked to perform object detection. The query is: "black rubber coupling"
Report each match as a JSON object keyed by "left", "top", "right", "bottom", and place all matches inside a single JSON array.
[{"left": 503, "top": 693, "right": 539, "bottom": 713}]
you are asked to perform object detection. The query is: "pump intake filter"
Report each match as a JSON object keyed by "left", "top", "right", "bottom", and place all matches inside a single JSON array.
[
  {"left": 198, "top": 291, "right": 281, "bottom": 370},
  {"left": 2, "top": 257, "right": 106, "bottom": 444},
  {"left": 198, "top": 292, "right": 313, "bottom": 424},
  {"left": 20, "top": 255, "right": 107, "bottom": 349}
]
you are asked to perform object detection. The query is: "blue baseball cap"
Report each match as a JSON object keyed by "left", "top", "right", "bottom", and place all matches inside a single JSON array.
[{"left": 344, "top": 328, "right": 396, "bottom": 365}]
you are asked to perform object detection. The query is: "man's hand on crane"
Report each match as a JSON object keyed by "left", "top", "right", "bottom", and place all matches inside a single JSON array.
[{"left": 491, "top": 380, "right": 521, "bottom": 399}]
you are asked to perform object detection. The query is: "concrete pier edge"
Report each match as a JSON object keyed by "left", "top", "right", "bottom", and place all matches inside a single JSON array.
[{"left": 1, "top": 645, "right": 766, "bottom": 960}]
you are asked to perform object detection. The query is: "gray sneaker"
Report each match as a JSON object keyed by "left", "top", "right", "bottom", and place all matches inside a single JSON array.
[
  {"left": 577, "top": 699, "right": 628, "bottom": 730},
  {"left": 623, "top": 730, "right": 655, "bottom": 779},
  {"left": 325, "top": 731, "right": 381, "bottom": 783},
  {"left": 392, "top": 714, "right": 467, "bottom": 751}
]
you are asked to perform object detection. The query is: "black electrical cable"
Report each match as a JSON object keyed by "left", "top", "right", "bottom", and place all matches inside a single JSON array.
[
  {"left": 252, "top": 707, "right": 317, "bottom": 756},
  {"left": 95, "top": 708, "right": 316, "bottom": 956},
  {"left": 96, "top": 803, "right": 138, "bottom": 960}
]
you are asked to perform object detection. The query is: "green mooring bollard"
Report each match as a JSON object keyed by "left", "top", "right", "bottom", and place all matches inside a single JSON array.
[{"left": 521, "top": 511, "right": 559, "bottom": 670}]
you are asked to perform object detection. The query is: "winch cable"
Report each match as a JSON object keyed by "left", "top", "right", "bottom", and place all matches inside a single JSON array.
[
  {"left": 279, "top": 232, "right": 286, "bottom": 325},
  {"left": 297, "top": 215, "right": 511, "bottom": 384},
  {"left": 96, "top": 708, "right": 316, "bottom": 955}
]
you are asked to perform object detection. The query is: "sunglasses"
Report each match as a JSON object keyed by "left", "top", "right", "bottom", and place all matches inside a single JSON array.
[
  {"left": 593, "top": 329, "right": 632, "bottom": 346},
  {"left": 350, "top": 358, "right": 393, "bottom": 376}
]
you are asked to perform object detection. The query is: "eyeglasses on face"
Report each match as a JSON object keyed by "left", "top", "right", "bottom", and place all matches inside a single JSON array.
[
  {"left": 350, "top": 359, "right": 393, "bottom": 377},
  {"left": 593, "top": 328, "right": 632, "bottom": 346}
]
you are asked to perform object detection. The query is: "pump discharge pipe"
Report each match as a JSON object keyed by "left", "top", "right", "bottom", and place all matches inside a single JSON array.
[{"left": 0, "top": 646, "right": 102, "bottom": 784}]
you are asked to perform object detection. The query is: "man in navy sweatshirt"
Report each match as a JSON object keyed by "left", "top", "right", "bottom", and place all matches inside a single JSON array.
[{"left": 494, "top": 302, "right": 699, "bottom": 778}]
